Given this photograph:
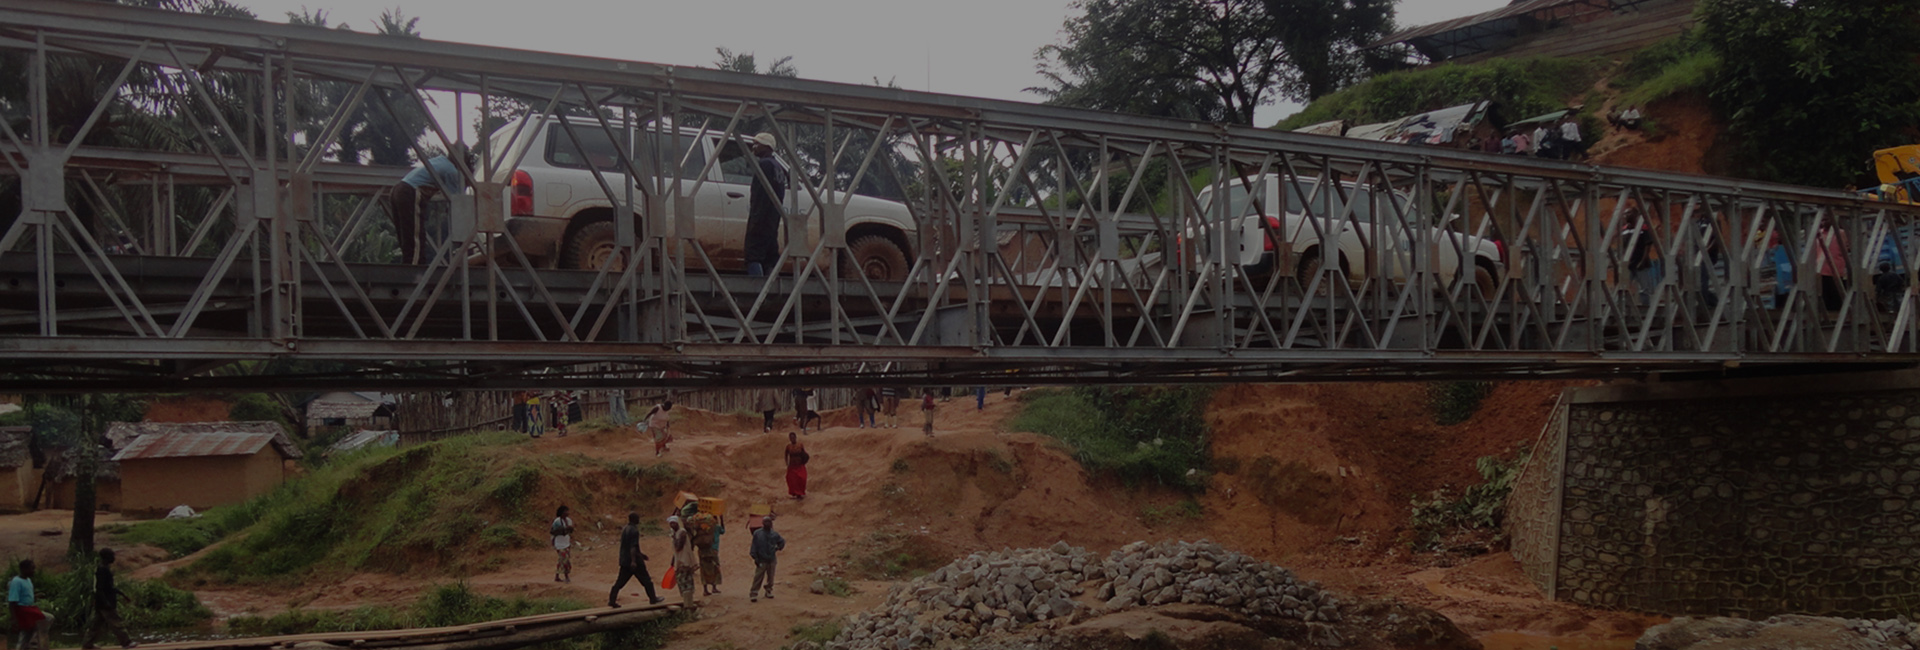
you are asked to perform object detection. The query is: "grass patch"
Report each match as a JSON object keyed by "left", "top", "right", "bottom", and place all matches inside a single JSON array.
[
  {"left": 842, "top": 532, "right": 948, "bottom": 580},
  {"left": 1140, "top": 499, "right": 1204, "bottom": 527},
  {"left": 4, "top": 557, "right": 212, "bottom": 636},
  {"left": 1010, "top": 387, "right": 1213, "bottom": 491},
  {"left": 1408, "top": 448, "right": 1530, "bottom": 552},
  {"left": 1276, "top": 56, "right": 1605, "bottom": 130},
  {"left": 1614, "top": 34, "right": 1720, "bottom": 108},
  {"left": 155, "top": 432, "right": 687, "bottom": 586},
  {"left": 816, "top": 577, "right": 855, "bottom": 598},
  {"left": 787, "top": 618, "right": 844, "bottom": 647},
  {"left": 1429, "top": 382, "right": 1494, "bottom": 426}
]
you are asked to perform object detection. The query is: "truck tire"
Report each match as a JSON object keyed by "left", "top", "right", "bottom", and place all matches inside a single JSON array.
[
  {"left": 1472, "top": 259, "right": 1500, "bottom": 298},
  {"left": 561, "top": 220, "right": 626, "bottom": 272},
  {"left": 1296, "top": 248, "right": 1349, "bottom": 296},
  {"left": 848, "top": 235, "right": 910, "bottom": 282}
]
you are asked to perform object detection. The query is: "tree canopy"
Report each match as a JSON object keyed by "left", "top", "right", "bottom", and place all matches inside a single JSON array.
[
  {"left": 1698, "top": 0, "right": 1920, "bottom": 186},
  {"left": 1031, "top": 0, "right": 1397, "bottom": 125}
]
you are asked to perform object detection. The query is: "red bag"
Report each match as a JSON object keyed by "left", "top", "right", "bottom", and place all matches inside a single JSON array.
[{"left": 660, "top": 565, "right": 676, "bottom": 589}]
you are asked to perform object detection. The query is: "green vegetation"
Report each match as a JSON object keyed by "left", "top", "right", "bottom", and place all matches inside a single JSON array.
[
  {"left": 228, "top": 583, "right": 688, "bottom": 650},
  {"left": 1613, "top": 34, "right": 1720, "bottom": 108},
  {"left": 123, "top": 433, "right": 686, "bottom": 586},
  {"left": 1696, "top": 0, "right": 1920, "bottom": 186},
  {"left": 1428, "top": 381, "right": 1494, "bottom": 426},
  {"left": 1276, "top": 57, "right": 1605, "bottom": 130},
  {"left": 1140, "top": 499, "right": 1204, "bottom": 527},
  {"left": 815, "top": 577, "right": 855, "bottom": 598},
  {"left": 787, "top": 618, "right": 844, "bottom": 647},
  {"left": 1010, "top": 387, "right": 1214, "bottom": 491},
  {"left": 5, "top": 558, "right": 212, "bottom": 635},
  {"left": 843, "top": 532, "right": 949, "bottom": 580},
  {"left": 1408, "top": 448, "right": 1530, "bottom": 552}
]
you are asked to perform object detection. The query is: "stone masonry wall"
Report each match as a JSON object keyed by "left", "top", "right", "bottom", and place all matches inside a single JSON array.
[{"left": 1558, "top": 388, "right": 1920, "bottom": 618}]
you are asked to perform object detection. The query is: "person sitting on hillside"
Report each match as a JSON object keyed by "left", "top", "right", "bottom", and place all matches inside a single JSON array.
[
  {"left": 785, "top": 432, "right": 810, "bottom": 500},
  {"left": 1611, "top": 107, "right": 1643, "bottom": 130},
  {"left": 749, "top": 514, "right": 786, "bottom": 603},
  {"left": 551, "top": 505, "right": 576, "bottom": 583},
  {"left": 8, "top": 560, "right": 51, "bottom": 650},
  {"left": 607, "top": 512, "right": 664, "bottom": 607},
  {"left": 668, "top": 516, "right": 699, "bottom": 607}
]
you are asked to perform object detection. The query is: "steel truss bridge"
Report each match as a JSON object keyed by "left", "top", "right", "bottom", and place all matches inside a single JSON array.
[{"left": 1, "top": 0, "right": 1917, "bottom": 392}]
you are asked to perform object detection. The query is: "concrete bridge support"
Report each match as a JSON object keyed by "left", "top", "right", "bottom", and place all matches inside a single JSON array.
[{"left": 1508, "top": 368, "right": 1920, "bottom": 618}]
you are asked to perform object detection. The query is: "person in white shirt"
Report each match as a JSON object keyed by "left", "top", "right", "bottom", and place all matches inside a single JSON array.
[
  {"left": 1560, "top": 118, "right": 1584, "bottom": 160},
  {"left": 551, "top": 505, "right": 576, "bottom": 583}
]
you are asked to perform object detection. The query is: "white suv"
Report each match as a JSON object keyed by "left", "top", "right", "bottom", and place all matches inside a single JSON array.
[
  {"left": 482, "top": 116, "right": 918, "bottom": 281},
  {"left": 1191, "top": 175, "right": 1505, "bottom": 293}
]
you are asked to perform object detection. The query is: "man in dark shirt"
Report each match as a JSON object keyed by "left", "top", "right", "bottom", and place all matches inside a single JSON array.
[
  {"left": 748, "top": 514, "right": 787, "bottom": 602},
  {"left": 607, "top": 512, "right": 664, "bottom": 607},
  {"left": 743, "top": 132, "right": 788, "bottom": 277},
  {"left": 80, "top": 548, "right": 134, "bottom": 649}
]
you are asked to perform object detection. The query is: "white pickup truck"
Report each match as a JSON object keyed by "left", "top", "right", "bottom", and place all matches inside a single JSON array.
[
  {"left": 481, "top": 117, "right": 918, "bottom": 281},
  {"left": 1191, "top": 174, "right": 1506, "bottom": 293}
]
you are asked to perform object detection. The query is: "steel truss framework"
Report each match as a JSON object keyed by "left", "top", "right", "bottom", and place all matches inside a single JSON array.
[{"left": 1, "top": 0, "right": 1917, "bottom": 391}]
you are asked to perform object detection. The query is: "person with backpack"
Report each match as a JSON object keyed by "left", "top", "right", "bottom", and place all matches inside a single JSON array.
[
  {"left": 785, "top": 432, "right": 810, "bottom": 500},
  {"left": 550, "top": 505, "right": 575, "bottom": 583},
  {"left": 607, "top": 512, "right": 664, "bottom": 607},
  {"left": 748, "top": 514, "right": 787, "bottom": 603}
]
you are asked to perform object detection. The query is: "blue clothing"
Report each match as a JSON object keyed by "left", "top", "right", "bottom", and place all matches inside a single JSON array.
[
  {"left": 7, "top": 575, "right": 33, "bottom": 606},
  {"left": 749, "top": 527, "right": 786, "bottom": 562},
  {"left": 400, "top": 156, "right": 465, "bottom": 193}
]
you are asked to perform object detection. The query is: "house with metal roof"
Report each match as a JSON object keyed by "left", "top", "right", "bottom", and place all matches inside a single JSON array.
[
  {"left": 1372, "top": 0, "right": 1697, "bottom": 65},
  {"left": 107, "top": 421, "right": 302, "bottom": 513},
  {"left": 0, "top": 425, "right": 33, "bottom": 511}
]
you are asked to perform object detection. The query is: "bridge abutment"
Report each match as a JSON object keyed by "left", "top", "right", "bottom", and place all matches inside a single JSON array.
[{"left": 1508, "top": 369, "right": 1920, "bottom": 618}]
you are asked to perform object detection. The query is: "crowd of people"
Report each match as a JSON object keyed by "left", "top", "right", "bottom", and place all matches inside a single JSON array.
[{"left": 577, "top": 496, "right": 787, "bottom": 610}]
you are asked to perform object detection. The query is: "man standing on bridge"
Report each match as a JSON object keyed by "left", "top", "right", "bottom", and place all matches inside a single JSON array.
[
  {"left": 607, "top": 512, "right": 663, "bottom": 607},
  {"left": 384, "top": 144, "right": 474, "bottom": 265},
  {"left": 744, "top": 132, "right": 788, "bottom": 278}
]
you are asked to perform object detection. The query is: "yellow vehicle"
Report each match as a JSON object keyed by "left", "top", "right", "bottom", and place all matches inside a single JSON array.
[{"left": 1868, "top": 145, "right": 1920, "bottom": 204}]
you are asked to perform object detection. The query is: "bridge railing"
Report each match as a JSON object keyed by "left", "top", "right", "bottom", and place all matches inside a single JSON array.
[{"left": 0, "top": 0, "right": 1915, "bottom": 389}]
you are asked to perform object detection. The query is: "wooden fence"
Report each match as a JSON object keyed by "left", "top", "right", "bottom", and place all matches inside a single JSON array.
[{"left": 391, "top": 388, "right": 861, "bottom": 445}]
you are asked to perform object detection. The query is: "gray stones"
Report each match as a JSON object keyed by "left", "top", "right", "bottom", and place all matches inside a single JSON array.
[{"left": 823, "top": 540, "right": 1340, "bottom": 650}]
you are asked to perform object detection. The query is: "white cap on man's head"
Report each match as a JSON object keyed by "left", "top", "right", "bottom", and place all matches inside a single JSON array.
[{"left": 753, "top": 132, "right": 777, "bottom": 148}]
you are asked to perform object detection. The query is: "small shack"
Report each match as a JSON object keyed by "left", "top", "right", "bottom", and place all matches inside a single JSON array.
[
  {"left": 305, "top": 392, "right": 394, "bottom": 431},
  {"left": 108, "top": 421, "right": 303, "bottom": 513},
  {"left": 0, "top": 426, "right": 34, "bottom": 512}
]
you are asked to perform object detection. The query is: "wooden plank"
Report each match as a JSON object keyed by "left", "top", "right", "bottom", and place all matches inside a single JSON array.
[{"left": 130, "top": 603, "right": 684, "bottom": 650}]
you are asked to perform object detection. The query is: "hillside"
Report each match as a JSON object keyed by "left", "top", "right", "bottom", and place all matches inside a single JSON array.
[{"left": 87, "top": 381, "right": 1665, "bottom": 650}]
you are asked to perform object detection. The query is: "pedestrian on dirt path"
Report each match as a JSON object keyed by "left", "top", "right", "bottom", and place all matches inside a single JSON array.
[
  {"left": 880, "top": 386, "right": 900, "bottom": 428},
  {"left": 668, "top": 516, "right": 699, "bottom": 606},
  {"left": 527, "top": 393, "right": 546, "bottom": 438},
  {"left": 8, "top": 559, "right": 52, "bottom": 650},
  {"left": 698, "top": 515, "right": 725, "bottom": 596},
  {"left": 921, "top": 390, "right": 937, "bottom": 436},
  {"left": 974, "top": 386, "right": 987, "bottom": 411},
  {"left": 755, "top": 389, "right": 780, "bottom": 433},
  {"left": 79, "top": 548, "right": 135, "bottom": 650},
  {"left": 856, "top": 387, "right": 878, "bottom": 428},
  {"left": 512, "top": 391, "right": 530, "bottom": 436},
  {"left": 748, "top": 514, "right": 786, "bottom": 603},
  {"left": 551, "top": 391, "right": 574, "bottom": 437},
  {"left": 646, "top": 400, "right": 675, "bottom": 456},
  {"left": 551, "top": 505, "right": 576, "bottom": 583},
  {"left": 785, "top": 432, "right": 810, "bottom": 500},
  {"left": 792, "top": 388, "right": 820, "bottom": 432},
  {"left": 608, "top": 512, "right": 664, "bottom": 607}
]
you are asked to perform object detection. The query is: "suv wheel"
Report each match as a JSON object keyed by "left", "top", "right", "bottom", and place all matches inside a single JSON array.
[
  {"left": 562, "top": 221, "right": 627, "bottom": 272},
  {"left": 847, "top": 235, "right": 910, "bottom": 282}
]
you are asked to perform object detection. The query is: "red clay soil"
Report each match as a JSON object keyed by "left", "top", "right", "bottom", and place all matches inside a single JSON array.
[{"left": 1590, "top": 90, "right": 1724, "bottom": 176}]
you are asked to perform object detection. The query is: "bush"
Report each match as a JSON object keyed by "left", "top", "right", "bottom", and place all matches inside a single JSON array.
[
  {"left": 1428, "top": 381, "right": 1493, "bottom": 426},
  {"left": 4, "top": 557, "right": 212, "bottom": 637},
  {"left": 1614, "top": 34, "right": 1721, "bottom": 108},
  {"left": 1011, "top": 387, "right": 1214, "bottom": 491},
  {"left": 1408, "top": 449, "right": 1530, "bottom": 552}
]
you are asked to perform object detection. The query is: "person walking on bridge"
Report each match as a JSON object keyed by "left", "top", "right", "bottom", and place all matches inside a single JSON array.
[
  {"left": 744, "top": 132, "right": 788, "bottom": 278},
  {"left": 748, "top": 514, "right": 786, "bottom": 603},
  {"left": 384, "top": 144, "right": 474, "bottom": 265},
  {"left": 785, "top": 432, "right": 810, "bottom": 500},
  {"left": 607, "top": 513, "right": 663, "bottom": 607}
]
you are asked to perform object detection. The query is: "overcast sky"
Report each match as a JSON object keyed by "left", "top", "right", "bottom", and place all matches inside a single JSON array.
[{"left": 236, "top": 0, "right": 1510, "bottom": 127}]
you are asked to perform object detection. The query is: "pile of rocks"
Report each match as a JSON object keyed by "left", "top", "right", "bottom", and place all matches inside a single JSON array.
[
  {"left": 1640, "top": 615, "right": 1920, "bottom": 650},
  {"left": 1096, "top": 540, "right": 1341, "bottom": 623},
  {"left": 827, "top": 540, "right": 1341, "bottom": 650}
]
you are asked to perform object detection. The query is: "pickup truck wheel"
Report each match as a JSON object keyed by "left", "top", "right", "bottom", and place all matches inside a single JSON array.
[
  {"left": 848, "top": 235, "right": 910, "bottom": 282},
  {"left": 1296, "top": 249, "right": 1349, "bottom": 296},
  {"left": 1472, "top": 260, "right": 1499, "bottom": 298},
  {"left": 562, "top": 221, "right": 627, "bottom": 272}
]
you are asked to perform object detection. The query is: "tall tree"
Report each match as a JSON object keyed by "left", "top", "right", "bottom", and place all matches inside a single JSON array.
[
  {"left": 1697, "top": 0, "right": 1920, "bottom": 186},
  {"left": 1031, "top": 0, "right": 1396, "bottom": 125},
  {"left": 714, "top": 48, "right": 797, "bottom": 78}
]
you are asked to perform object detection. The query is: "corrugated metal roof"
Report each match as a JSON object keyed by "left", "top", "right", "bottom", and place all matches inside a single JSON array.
[
  {"left": 108, "top": 421, "right": 302, "bottom": 461},
  {"left": 307, "top": 401, "right": 382, "bottom": 420},
  {"left": 1375, "top": 0, "right": 1577, "bottom": 46}
]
